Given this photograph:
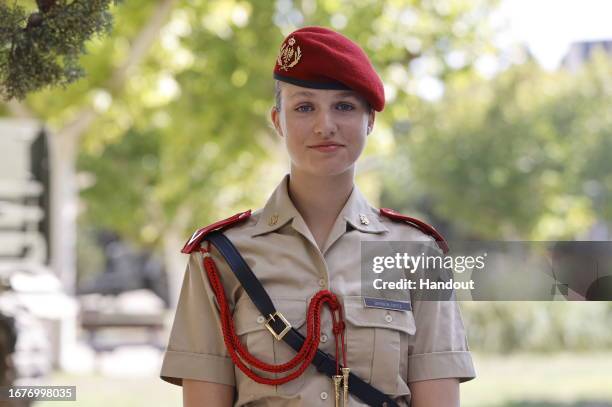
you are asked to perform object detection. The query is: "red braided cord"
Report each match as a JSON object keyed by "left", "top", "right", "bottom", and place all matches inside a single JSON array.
[
  {"left": 331, "top": 312, "right": 348, "bottom": 374},
  {"left": 200, "top": 246, "right": 347, "bottom": 385},
  {"left": 332, "top": 312, "right": 339, "bottom": 375}
]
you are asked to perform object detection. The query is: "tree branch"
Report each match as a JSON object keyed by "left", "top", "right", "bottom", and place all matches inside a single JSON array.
[{"left": 57, "top": 0, "right": 177, "bottom": 140}]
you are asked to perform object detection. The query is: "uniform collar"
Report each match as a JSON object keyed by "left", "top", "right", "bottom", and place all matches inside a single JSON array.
[
  {"left": 251, "top": 174, "right": 300, "bottom": 237},
  {"left": 251, "top": 174, "right": 388, "bottom": 238}
]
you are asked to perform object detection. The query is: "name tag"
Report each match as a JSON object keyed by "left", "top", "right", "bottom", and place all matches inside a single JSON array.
[{"left": 362, "top": 297, "right": 412, "bottom": 312}]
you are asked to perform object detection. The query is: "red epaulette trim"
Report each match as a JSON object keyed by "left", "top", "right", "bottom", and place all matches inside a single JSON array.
[
  {"left": 379, "top": 208, "right": 449, "bottom": 254},
  {"left": 181, "top": 210, "right": 252, "bottom": 254}
]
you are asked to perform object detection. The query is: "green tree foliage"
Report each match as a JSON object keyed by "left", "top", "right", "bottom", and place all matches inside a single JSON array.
[
  {"left": 0, "top": 0, "right": 118, "bottom": 100},
  {"left": 384, "top": 53, "right": 612, "bottom": 240}
]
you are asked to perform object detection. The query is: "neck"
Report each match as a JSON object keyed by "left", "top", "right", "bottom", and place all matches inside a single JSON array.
[{"left": 287, "top": 168, "right": 355, "bottom": 227}]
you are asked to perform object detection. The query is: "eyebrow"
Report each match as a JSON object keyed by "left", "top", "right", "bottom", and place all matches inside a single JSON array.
[{"left": 288, "top": 90, "right": 360, "bottom": 100}]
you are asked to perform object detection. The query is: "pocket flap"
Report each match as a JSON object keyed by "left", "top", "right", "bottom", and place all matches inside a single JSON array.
[
  {"left": 234, "top": 296, "right": 307, "bottom": 336},
  {"left": 343, "top": 296, "right": 416, "bottom": 335}
]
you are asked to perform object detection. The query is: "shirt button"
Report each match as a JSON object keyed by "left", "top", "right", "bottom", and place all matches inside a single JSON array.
[
  {"left": 385, "top": 314, "right": 393, "bottom": 323},
  {"left": 318, "top": 279, "right": 326, "bottom": 287},
  {"left": 320, "top": 391, "right": 328, "bottom": 400},
  {"left": 320, "top": 334, "right": 328, "bottom": 343},
  {"left": 256, "top": 316, "right": 265, "bottom": 324}
]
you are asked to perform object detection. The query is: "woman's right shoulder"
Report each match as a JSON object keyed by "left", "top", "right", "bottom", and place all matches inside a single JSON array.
[{"left": 181, "top": 208, "right": 264, "bottom": 254}]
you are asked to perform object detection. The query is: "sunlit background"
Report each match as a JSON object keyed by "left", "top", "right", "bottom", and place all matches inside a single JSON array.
[{"left": 1, "top": 0, "right": 611, "bottom": 406}]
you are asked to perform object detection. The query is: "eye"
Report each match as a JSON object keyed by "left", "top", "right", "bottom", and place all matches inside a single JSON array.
[
  {"left": 295, "top": 104, "right": 313, "bottom": 112},
  {"left": 336, "top": 102, "right": 355, "bottom": 111}
]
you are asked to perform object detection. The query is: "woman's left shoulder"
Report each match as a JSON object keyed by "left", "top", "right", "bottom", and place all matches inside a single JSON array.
[{"left": 376, "top": 207, "right": 449, "bottom": 254}]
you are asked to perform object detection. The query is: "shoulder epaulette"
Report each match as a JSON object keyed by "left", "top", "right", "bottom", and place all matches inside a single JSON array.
[
  {"left": 379, "top": 208, "right": 449, "bottom": 254},
  {"left": 181, "top": 210, "right": 251, "bottom": 254}
]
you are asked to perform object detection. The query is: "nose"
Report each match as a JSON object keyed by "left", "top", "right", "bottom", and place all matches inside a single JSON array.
[{"left": 313, "top": 109, "right": 338, "bottom": 138}]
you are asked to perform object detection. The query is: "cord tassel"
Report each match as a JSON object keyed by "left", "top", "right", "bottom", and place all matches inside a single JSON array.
[
  {"left": 342, "top": 367, "right": 350, "bottom": 406},
  {"left": 333, "top": 375, "right": 343, "bottom": 407}
]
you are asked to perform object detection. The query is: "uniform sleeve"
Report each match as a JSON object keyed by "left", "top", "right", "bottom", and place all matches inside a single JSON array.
[
  {"left": 406, "top": 241, "right": 476, "bottom": 383},
  {"left": 160, "top": 251, "right": 236, "bottom": 387}
]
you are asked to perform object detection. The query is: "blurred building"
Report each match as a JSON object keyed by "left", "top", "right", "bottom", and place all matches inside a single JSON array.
[
  {"left": 561, "top": 39, "right": 612, "bottom": 71},
  {"left": 0, "top": 119, "right": 78, "bottom": 382},
  {"left": 0, "top": 120, "right": 50, "bottom": 263}
]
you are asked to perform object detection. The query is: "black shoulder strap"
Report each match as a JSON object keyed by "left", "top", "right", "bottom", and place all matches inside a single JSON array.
[{"left": 205, "top": 231, "right": 399, "bottom": 407}]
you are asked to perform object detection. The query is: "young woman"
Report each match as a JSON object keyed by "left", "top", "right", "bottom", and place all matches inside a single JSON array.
[{"left": 161, "top": 26, "right": 475, "bottom": 407}]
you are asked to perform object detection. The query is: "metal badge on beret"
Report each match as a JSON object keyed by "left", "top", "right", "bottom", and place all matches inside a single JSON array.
[{"left": 277, "top": 36, "right": 302, "bottom": 71}]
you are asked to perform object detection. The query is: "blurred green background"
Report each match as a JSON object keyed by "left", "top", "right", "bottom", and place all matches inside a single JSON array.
[{"left": 2, "top": 0, "right": 611, "bottom": 406}]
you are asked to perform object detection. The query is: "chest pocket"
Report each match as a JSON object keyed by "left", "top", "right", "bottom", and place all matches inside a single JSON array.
[
  {"left": 343, "top": 296, "right": 416, "bottom": 397},
  {"left": 233, "top": 296, "right": 308, "bottom": 404}
]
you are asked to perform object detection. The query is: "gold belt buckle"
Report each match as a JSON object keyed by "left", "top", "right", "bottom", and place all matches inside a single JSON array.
[{"left": 264, "top": 311, "right": 292, "bottom": 340}]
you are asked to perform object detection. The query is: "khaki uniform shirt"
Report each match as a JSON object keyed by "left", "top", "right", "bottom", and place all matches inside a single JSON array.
[{"left": 160, "top": 174, "right": 476, "bottom": 406}]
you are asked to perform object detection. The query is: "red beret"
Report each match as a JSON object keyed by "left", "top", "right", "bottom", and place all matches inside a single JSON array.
[{"left": 273, "top": 26, "right": 385, "bottom": 112}]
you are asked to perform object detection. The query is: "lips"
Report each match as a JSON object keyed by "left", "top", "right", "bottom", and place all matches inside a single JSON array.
[
  {"left": 309, "top": 142, "right": 344, "bottom": 147},
  {"left": 308, "top": 143, "right": 345, "bottom": 152}
]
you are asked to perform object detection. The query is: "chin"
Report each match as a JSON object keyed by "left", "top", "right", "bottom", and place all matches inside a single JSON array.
[{"left": 304, "top": 164, "right": 355, "bottom": 178}]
